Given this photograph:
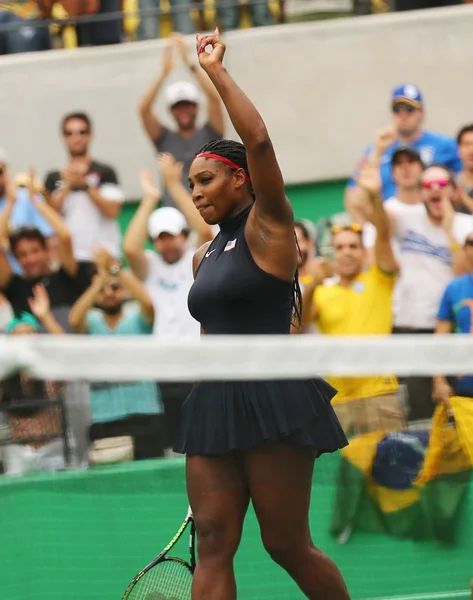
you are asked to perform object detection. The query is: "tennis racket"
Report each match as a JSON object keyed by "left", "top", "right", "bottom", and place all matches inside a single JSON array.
[{"left": 122, "top": 506, "right": 196, "bottom": 600}]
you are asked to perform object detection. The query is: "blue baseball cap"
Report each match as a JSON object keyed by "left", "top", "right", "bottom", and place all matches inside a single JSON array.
[{"left": 392, "top": 84, "right": 423, "bottom": 109}]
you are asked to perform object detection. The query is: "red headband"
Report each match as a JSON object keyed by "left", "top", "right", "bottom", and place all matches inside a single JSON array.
[{"left": 195, "top": 153, "right": 251, "bottom": 183}]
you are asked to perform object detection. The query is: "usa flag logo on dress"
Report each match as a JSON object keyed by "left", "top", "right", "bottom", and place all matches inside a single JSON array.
[{"left": 224, "top": 239, "right": 237, "bottom": 252}]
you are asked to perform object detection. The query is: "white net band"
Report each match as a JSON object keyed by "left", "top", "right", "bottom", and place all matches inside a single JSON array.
[{"left": 0, "top": 334, "right": 471, "bottom": 381}]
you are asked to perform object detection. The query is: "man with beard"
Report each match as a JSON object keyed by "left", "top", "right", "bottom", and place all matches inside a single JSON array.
[
  {"left": 139, "top": 34, "right": 223, "bottom": 207},
  {"left": 69, "top": 248, "right": 165, "bottom": 462},
  {"left": 44, "top": 112, "right": 125, "bottom": 262}
]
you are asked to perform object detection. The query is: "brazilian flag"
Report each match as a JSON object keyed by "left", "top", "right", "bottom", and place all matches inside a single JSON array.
[{"left": 331, "top": 397, "right": 473, "bottom": 544}]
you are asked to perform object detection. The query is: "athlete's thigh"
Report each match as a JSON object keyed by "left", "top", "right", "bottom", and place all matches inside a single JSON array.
[
  {"left": 242, "top": 443, "right": 316, "bottom": 538},
  {"left": 186, "top": 453, "right": 250, "bottom": 539}
]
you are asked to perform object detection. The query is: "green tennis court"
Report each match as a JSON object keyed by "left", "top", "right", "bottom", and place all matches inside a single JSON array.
[{"left": 1, "top": 452, "right": 471, "bottom": 600}]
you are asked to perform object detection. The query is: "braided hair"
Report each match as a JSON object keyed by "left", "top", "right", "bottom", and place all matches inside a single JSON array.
[{"left": 196, "top": 139, "right": 303, "bottom": 328}]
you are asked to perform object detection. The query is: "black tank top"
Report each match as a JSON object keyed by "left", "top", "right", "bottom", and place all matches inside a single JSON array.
[{"left": 188, "top": 205, "right": 293, "bottom": 335}]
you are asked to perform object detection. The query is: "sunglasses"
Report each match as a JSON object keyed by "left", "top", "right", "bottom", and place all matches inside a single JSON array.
[
  {"left": 465, "top": 240, "right": 473, "bottom": 247},
  {"left": 64, "top": 129, "right": 89, "bottom": 137},
  {"left": 421, "top": 179, "right": 450, "bottom": 189},
  {"left": 331, "top": 223, "right": 363, "bottom": 234},
  {"left": 0, "top": 168, "right": 4, "bottom": 176},
  {"left": 392, "top": 104, "right": 417, "bottom": 114}
]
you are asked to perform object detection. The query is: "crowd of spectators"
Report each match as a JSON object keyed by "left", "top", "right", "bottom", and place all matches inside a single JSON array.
[
  {"left": 0, "top": 0, "right": 282, "bottom": 54},
  {"left": 2, "top": 0, "right": 472, "bottom": 56},
  {"left": 0, "top": 54, "right": 472, "bottom": 477},
  {"left": 298, "top": 83, "right": 473, "bottom": 440}
]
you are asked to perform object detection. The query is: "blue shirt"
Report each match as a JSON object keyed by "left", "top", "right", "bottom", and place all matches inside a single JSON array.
[
  {"left": 348, "top": 130, "right": 462, "bottom": 201},
  {"left": 86, "top": 306, "right": 163, "bottom": 423},
  {"left": 437, "top": 273, "right": 473, "bottom": 397},
  {"left": 0, "top": 188, "right": 54, "bottom": 274}
]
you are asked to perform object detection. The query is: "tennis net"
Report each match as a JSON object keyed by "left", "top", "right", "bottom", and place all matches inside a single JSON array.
[{"left": 0, "top": 334, "right": 471, "bottom": 600}]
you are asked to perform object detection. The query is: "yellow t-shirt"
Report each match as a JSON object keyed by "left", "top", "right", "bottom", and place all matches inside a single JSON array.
[{"left": 314, "top": 266, "right": 399, "bottom": 403}]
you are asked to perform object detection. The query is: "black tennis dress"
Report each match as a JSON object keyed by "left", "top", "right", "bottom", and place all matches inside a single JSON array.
[{"left": 174, "top": 205, "right": 348, "bottom": 456}]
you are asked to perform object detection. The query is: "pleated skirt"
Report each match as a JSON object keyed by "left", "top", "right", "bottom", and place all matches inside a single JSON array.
[{"left": 174, "top": 378, "right": 348, "bottom": 456}]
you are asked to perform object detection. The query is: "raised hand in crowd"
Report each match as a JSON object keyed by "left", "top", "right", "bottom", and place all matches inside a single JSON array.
[
  {"left": 171, "top": 32, "right": 192, "bottom": 68},
  {"left": 92, "top": 245, "right": 116, "bottom": 276},
  {"left": 139, "top": 32, "right": 223, "bottom": 157},
  {"left": 440, "top": 189, "right": 456, "bottom": 234},
  {"left": 158, "top": 153, "right": 213, "bottom": 247},
  {"left": 356, "top": 161, "right": 397, "bottom": 274},
  {"left": 60, "top": 162, "right": 88, "bottom": 190},
  {"left": 0, "top": 167, "right": 17, "bottom": 249},
  {"left": 158, "top": 151, "right": 183, "bottom": 188},
  {"left": 355, "top": 160, "right": 383, "bottom": 200},
  {"left": 139, "top": 169, "right": 162, "bottom": 204},
  {"left": 298, "top": 257, "right": 335, "bottom": 333},
  {"left": 27, "top": 283, "right": 64, "bottom": 334},
  {"left": 162, "top": 39, "right": 175, "bottom": 78},
  {"left": 373, "top": 126, "right": 397, "bottom": 161},
  {"left": 346, "top": 128, "right": 395, "bottom": 223}
]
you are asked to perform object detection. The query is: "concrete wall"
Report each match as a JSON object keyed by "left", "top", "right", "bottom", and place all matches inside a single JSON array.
[{"left": 0, "top": 5, "right": 472, "bottom": 198}]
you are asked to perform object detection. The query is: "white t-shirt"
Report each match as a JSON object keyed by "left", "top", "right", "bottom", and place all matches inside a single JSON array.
[
  {"left": 393, "top": 207, "right": 473, "bottom": 329},
  {"left": 362, "top": 197, "right": 425, "bottom": 261},
  {"left": 144, "top": 249, "right": 200, "bottom": 339},
  {"left": 45, "top": 162, "right": 125, "bottom": 260}
]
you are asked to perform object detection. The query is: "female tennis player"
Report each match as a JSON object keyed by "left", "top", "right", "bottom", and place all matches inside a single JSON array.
[{"left": 174, "top": 29, "right": 350, "bottom": 600}]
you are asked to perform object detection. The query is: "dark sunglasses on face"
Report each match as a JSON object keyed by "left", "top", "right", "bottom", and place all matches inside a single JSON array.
[
  {"left": 392, "top": 104, "right": 416, "bottom": 114},
  {"left": 64, "top": 129, "right": 89, "bottom": 137},
  {"left": 421, "top": 179, "right": 450, "bottom": 189},
  {"left": 465, "top": 240, "right": 473, "bottom": 247}
]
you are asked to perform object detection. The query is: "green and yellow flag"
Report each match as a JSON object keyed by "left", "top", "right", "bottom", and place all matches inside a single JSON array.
[{"left": 331, "top": 397, "right": 473, "bottom": 544}]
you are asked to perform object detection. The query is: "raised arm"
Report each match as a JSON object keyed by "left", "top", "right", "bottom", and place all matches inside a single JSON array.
[
  {"left": 345, "top": 127, "right": 396, "bottom": 223},
  {"left": 196, "top": 29, "right": 292, "bottom": 226},
  {"left": 118, "top": 268, "right": 155, "bottom": 325},
  {"left": 28, "top": 284, "right": 65, "bottom": 335},
  {"left": 30, "top": 193, "right": 76, "bottom": 277},
  {"left": 173, "top": 33, "right": 224, "bottom": 136},
  {"left": 294, "top": 259, "right": 333, "bottom": 334},
  {"left": 69, "top": 273, "right": 104, "bottom": 333},
  {"left": 0, "top": 168, "right": 16, "bottom": 243},
  {"left": 299, "top": 260, "right": 333, "bottom": 332},
  {"left": 139, "top": 42, "right": 174, "bottom": 143},
  {"left": 159, "top": 153, "right": 213, "bottom": 247},
  {"left": 356, "top": 163, "right": 398, "bottom": 274},
  {"left": 122, "top": 171, "right": 161, "bottom": 281},
  {"left": 94, "top": 248, "right": 155, "bottom": 326},
  {"left": 441, "top": 199, "right": 469, "bottom": 277},
  {"left": 0, "top": 245, "right": 12, "bottom": 290},
  {"left": 0, "top": 188, "right": 14, "bottom": 289}
]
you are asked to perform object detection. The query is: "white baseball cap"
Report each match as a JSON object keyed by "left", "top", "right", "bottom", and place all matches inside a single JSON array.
[
  {"left": 148, "top": 207, "right": 188, "bottom": 239},
  {"left": 165, "top": 81, "right": 199, "bottom": 108}
]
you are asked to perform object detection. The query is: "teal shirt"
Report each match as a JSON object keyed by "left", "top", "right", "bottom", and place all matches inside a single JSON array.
[{"left": 87, "top": 306, "right": 163, "bottom": 423}]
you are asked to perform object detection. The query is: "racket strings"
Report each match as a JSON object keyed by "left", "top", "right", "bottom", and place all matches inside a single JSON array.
[{"left": 127, "top": 559, "right": 193, "bottom": 600}]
